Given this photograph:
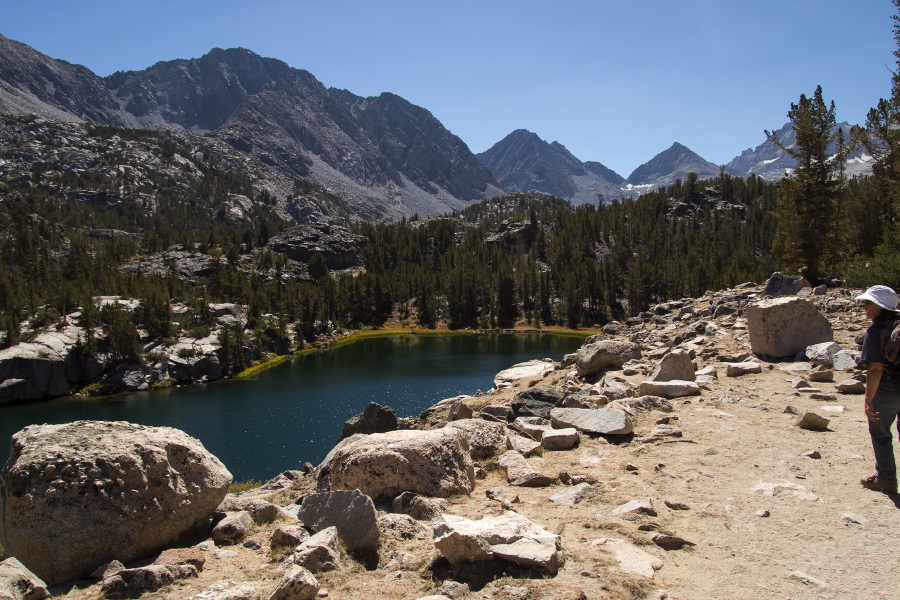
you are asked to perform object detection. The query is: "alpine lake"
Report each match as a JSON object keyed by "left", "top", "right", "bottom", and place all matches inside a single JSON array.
[{"left": 0, "top": 333, "right": 587, "bottom": 482}]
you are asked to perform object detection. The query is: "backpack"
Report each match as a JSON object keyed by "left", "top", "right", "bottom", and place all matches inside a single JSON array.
[{"left": 881, "top": 316, "right": 900, "bottom": 374}]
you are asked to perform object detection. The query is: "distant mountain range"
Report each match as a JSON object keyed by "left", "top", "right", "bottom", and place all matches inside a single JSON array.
[{"left": 0, "top": 33, "right": 875, "bottom": 218}]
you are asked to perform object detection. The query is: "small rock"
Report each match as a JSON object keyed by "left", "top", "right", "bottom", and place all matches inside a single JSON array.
[
  {"left": 101, "top": 565, "right": 198, "bottom": 600},
  {"left": 810, "top": 393, "right": 837, "bottom": 401},
  {"left": 549, "top": 483, "right": 596, "bottom": 506},
  {"left": 212, "top": 512, "right": 253, "bottom": 545},
  {"left": 756, "top": 510, "right": 770, "bottom": 517},
  {"left": 271, "top": 525, "right": 311, "bottom": 550},
  {"left": 783, "top": 405, "right": 800, "bottom": 415},
  {"left": 612, "top": 498, "right": 657, "bottom": 517},
  {"left": 841, "top": 513, "right": 866, "bottom": 525},
  {"left": 90, "top": 560, "right": 125, "bottom": 580},
  {"left": 269, "top": 565, "right": 320, "bottom": 600},
  {"left": 663, "top": 500, "right": 690, "bottom": 510},
  {"left": 188, "top": 581, "right": 259, "bottom": 600},
  {"left": 789, "top": 570, "right": 829, "bottom": 588},
  {"left": 594, "top": 538, "right": 662, "bottom": 578},
  {"left": 497, "top": 450, "right": 552, "bottom": 487},
  {"left": 796, "top": 412, "right": 830, "bottom": 431},
  {"left": 0, "top": 558, "right": 50, "bottom": 600},
  {"left": 651, "top": 533, "right": 695, "bottom": 550},
  {"left": 541, "top": 428, "right": 579, "bottom": 451},
  {"left": 726, "top": 362, "right": 762, "bottom": 377},
  {"left": 802, "top": 450, "right": 821, "bottom": 459},
  {"left": 836, "top": 378, "right": 865, "bottom": 394}
]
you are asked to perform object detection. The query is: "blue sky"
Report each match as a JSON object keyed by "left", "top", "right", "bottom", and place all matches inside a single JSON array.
[{"left": 3, "top": 1, "right": 896, "bottom": 177}]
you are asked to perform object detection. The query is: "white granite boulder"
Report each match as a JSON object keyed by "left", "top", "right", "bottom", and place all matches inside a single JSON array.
[
  {"left": 746, "top": 297, "right": 832, "bottom": 358},
  {"left": 549, "top": 407, "right": 633, "bottom": 435},
  {"left": 0, "top": 421, "right": 231, "bottom": 586},
  {"left": 433, "top": 511, "right": 564, "bottom": 575},
  {"left": 296, "top": 490, "right": 379, "bottom": 555},
  {"left": 636, "top": 380, "right": 701, "bottom": 398},
  {"left": 268, "top": 565, "right": 319, "bottom": 600},
  {"left": 648, "top": 350, "right": 695, "bottom": 382},
  {"left": 446, "top": 419, "right": 509, "bottom": 460},
  {"left": 575, "top": 340, "right": 642, "bottom": 377},
  {"left": 328, "top": 428, "right": 475, "bottom": 499},
  {"left": 0, "top": 558, "right": 49, "bottom": 600},
  {"left": 494, "top": 360, "right": 555, "bottom": 389}
]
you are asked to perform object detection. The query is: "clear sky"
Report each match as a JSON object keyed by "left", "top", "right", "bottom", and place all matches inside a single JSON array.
[{"left": 3, "top": 1, "right": 897, "bottom": 177}]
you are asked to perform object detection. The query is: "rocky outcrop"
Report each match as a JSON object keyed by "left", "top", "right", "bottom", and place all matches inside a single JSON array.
[
  {"left": 266, "top": 224, "right": 367, "bottom": 269},
  {"left": 575, "top": 340, "right": 641, "bottom": 377},
  {"left": 0, "top": 421, "right": 232, "bottom": 586},
  {"left": 326, "top": 428, "right": 475, "bottom": 499},
  {"left": 337, "top": 402, "right": 398, "bottom": 443}
]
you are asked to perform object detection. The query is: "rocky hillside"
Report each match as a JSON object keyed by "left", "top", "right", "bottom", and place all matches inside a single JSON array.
[
  {"left": 477, "top": 130, "right": 626, "bottom": 204},
  {"left": 1, "top": 277, "right": 894, "bottom": 600},
  {"left": 0, "top": 35, "right": 502, "bottom": 221}
]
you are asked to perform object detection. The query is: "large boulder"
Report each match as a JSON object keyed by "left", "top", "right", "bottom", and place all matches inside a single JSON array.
[
  {"left": 337, "top": 402, "right": 398, "bottom": 443},
  {"left": 327, "top": 428, "right": 475, "bottom": 499},
  {"left": 493, "top": 360, "right": 555, "bottom": 389},
  {"left": 433, "top": 511, "right": 564, "bottom": 575},
  {"left": 746, "top": 297, "right": 832, "bottom": 358},
  {"left": 575, "top": 341, "right": 642, "bottom": 377},
  {"left": 100, "top": 565, "right": 198, "bottom": 600},
  {"left": 296, "top": 490, "right": 379, "bottom": 555},
  {"left": 0, "top": 421, "right": 232, "bottom": 586}
]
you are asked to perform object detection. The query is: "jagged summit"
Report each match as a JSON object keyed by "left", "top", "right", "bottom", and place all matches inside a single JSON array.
[
  {"left": 625, "top": 142, "right": 722, "bottom": 190},
  {"left": 477, "top": 129, "right": 626, "bottom": 205}
]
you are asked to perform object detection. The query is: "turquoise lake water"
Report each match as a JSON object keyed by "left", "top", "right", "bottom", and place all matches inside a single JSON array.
[{"left": 0, "top": 334, "right": 585, "bottom": 481}]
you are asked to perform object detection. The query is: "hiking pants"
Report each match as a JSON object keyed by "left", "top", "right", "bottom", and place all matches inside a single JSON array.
[{"left": 869, "top": 375, "right": 900, "bottom": 482}]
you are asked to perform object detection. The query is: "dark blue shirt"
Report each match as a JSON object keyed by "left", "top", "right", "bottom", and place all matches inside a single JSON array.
[{"left": 861, "top": 317, "right": 898, "bottom": 377}]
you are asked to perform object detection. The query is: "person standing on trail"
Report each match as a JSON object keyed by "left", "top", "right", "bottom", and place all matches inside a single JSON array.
[{"left": 857, "top": 285, "right": 900, "bottom": 493}]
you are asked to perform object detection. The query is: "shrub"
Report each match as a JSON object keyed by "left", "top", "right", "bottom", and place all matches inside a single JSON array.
[
  {"left": 229, "top": 479, "right": 263, "bottom": 494},
  {"left": 176, "top": 347, "right": 198, "bottom": 359}
]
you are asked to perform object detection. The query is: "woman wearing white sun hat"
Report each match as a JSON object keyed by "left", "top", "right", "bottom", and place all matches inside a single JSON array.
[{"left": 856, "top": 285, "right": 900, "bottom": 492}]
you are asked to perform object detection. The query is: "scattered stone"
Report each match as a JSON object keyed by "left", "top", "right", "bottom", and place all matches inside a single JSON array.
[
  {"left": 636, "top": 380, "right": 702, "bottom": 398},
  {"left": 479, "top": 405, "right": 512, "bottom": 422},
  {"left": 494, "top": 360, "right": 555, "bottom": 389},
  {"left": 242, "top": 500, "right": 287, "bottom": 524},
  {"left": 378, "top": 513, "right": 431, "bottom": 541},
  {"left": 242, "top": 540, "right": 262, "bottom": 550},
  {"left": 292, "top": 527, "right": 341, "bottom": 574},
  {"left": 594, "top": 538, "right": 662, "bottom": 578},
  {"left": 541, "top": 428, "right": 579, "bottom": 451},
  {"left": 612, "top": 498, "right": 657, "bottom": 517},
  {"left": 446, "top": 419, "right": 508, "bottom": 459},
  {"left": 549, "top": 483, "right": 596, "bottom": 506},
  {"left": 212, "top": 550, "right": 238, "bottom": 560},
  {"left": 805, "top": 342, "right": 842, "bottom": 367},
  {"left": 486, "top": 487, "right": 521, "bottom": 504},
  {"left": 836, "top": 378, "right": 866, "bottom": 394},
  {"left": 810, "top": 393, "right": 837, "bottom": 401},
  {"left": 549, "top": 407, "right": 633, "bottom": 435},
  {"left": 296, "top": 490, "right": 379, "bottom": 555},
  {"left": 511, "top": 387, "right": 565, "bottom": 418},
  {"left": 651, "top": 533, "right": 696, "bottom": 550},
  {"left": 433, "top": 511, "right": 565, "bottom": 575},
  {"left": 802, "top": 450, "right": 822, "bottom": 459},
  {"left": 820, "top": 405, "right": 844, "bottom": 415},
  {"left": 513, "top": 416, "right": 552, "bottom": 440},
  {"left": 337, "top": 402, "right": 398, "bottom": 443},
  {"left": 271, "top": 525, "right": 311, "bottom": 550},
  {"left": 640, "top": 424, "right": 683, "bottom": 443},
  {"left": 436, "top": 581, "right": 470, "bottom": 599},
  {"left": 725, "top": 362, "right": 762, "bottom": 377},
  {"left": 212, "top": 511, "right": 253, "bottom": 545},
  {"left": 808, "top": 366, "right": 834, "bottom": 382},
  {"left": 762, "top": 273, "right": 810, "bottom": 297},
  {"left": 575, "top": 340, "right": 642, "bottom": 377},
  {"left": 392, "top": 492, "right": 447, "bottom": 522},
  {"left": 188, "top": 580, "right": 259, "bottom": 600},
  {"left": 649, "top": 350, "right": 695, "bottom": 382},
  {"left": 269, "top": 565, "right": 320, "bottom": 600},
  {"left": 327, "top": 428, "right": 475, "bottom": 499},
  {"left": 101, "top": 565, "right": 198, "bottom": 600},
  {"left": 756, "top": 510, "right": 770, "bottom": 518},
  {"left": 751, "top": 482, "right": 819, "bottom": 501},
  {"left": 783, "top": 405, "right": 800, "bottom": 415},
  {"left": 0, "top": 421, "right": 231, "bottom": 586},
  {"left": 796, "top": 412, "right": 830, "bottom": 431},
  {"left": 841, "top": 513, "right": 867, "bottom": 525},
  {"left": 696, "top": 365, "right": 718, "bottom": 379},
  {"left": 447, "top": 400, "right": 474, "bottom": 421},
  {"left": 832, "top": 350, "right": 860, "bottom": 371},
  {"left": 154, "top": 548, "right": 206, "bottom": 571},
  {"left": 746, "top": 297, "right": 833, "bottom": 358},
  {"left": 615, "top": 396, "right": 673, "bottom": 413},
  {"left": 663, "top": 500, "right": 690, "bottom": 511},
  {"left": 497, "top": 450, "right": 552, "bottom": 487},
  {"left": 506, "top": 433, "right": 541, "bottom": 457},
  {"left": 788, "top": 570, "right": 829, "bottom": 588},
  {"left": 0, "top": 558, "right": 49, "bottom": 600}
]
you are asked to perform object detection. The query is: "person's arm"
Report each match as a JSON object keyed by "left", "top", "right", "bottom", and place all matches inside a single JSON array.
[{"left": 865, "top": 362, "right": 884, "bottom": 421}]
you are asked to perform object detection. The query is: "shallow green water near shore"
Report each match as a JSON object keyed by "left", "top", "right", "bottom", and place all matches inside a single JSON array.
[{"left": 0, "top": 334, "right": 585, "bottom": 481}]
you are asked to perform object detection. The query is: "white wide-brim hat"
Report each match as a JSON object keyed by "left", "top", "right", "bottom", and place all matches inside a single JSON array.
[{"left": 856, "top": 285, "right": 899, "bottom": 312}]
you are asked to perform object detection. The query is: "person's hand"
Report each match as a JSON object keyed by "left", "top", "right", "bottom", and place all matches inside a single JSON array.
[{"left": 865, "top": 401, "right": 880, "bottom": 421}]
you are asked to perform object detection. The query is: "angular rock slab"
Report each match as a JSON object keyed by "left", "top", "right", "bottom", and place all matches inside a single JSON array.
[
  {"left": 494, "top": 360, "right": 555, "bottom": 389},
  {"left": 101, "top": 565, "right": 198, "bottom": 600},
  {"left": 746, "top": 297, "right": 832, "bottom": 358},
  {"left": 433, "top": 511, "right": 564, "bottom": 575},
  {"left": 649, "top": 350, "right": 695, "bottom": 382},
  {"left": 188, "top": 581, "right": 260, "bottom": 600},
  {"left": 0, "top": 421, "right": 231, "bottom": 586},
  {"left": 550, "top": 407, "right": 633, "bottom": 435},
  {"left": 292, "top": 527, "right": 341, "bottom": 574},
  {"left": 725, "top": 362, "right": 762, "bottom": 377},
  {"left": 636, "top": 380, "right": 701, "bottom": 398},
  {"left": 796, "top": 412, "right": 830, "bottom": 430},
  {"left": 269, "top": 565, "right": 319, "bottom": 600},
  {"left": 297, "top": 489, "right": 379, "bottom": 554},
  {"left": 575, "top": 340, "right": 642, "bottom": 377},
  {"left": 594, "top": 538, "right": 662, "bottom": 579},
  {"left": 497, "top": 450, "right": 551, "bottom": 487},
  {"left": 549, "top": 482, "right": 596, "bottom": 506},
  {"left": 0, "top": 558, "right": 49, "bottom": 600},
  {"left": 541, "top": 428, "right": 579, "bottom": 451},
  {"left": 328, "top": 428, "right": 475, "bottom": 499}
]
